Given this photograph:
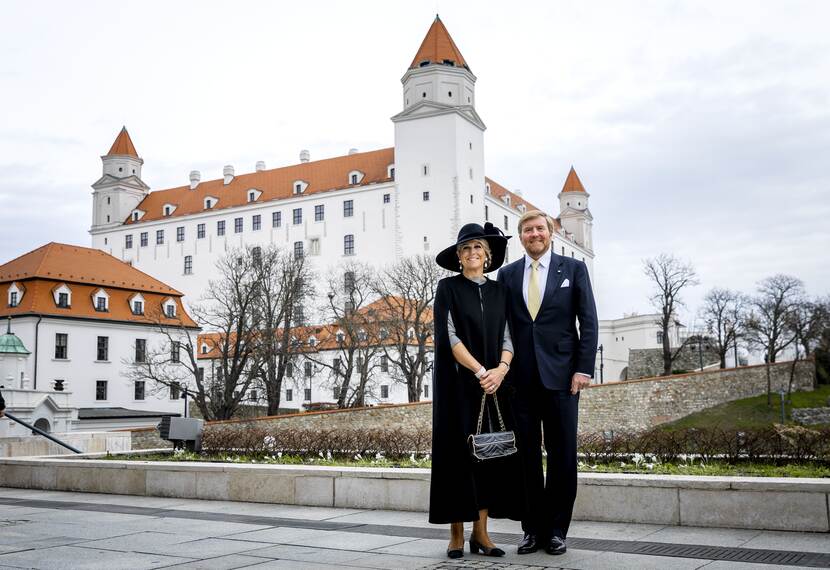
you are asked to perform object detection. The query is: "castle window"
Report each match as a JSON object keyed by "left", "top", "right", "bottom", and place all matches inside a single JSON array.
[
  {"left": 132, "top": 300, "right": 144, "bottom": 315},
  {"left": 304, "top": 388, "right": 311, "bottom": 401},
  {"left": 383, "top": 193, "right": 390, "bottom": 204},
  {"left": 140, "top": 232, "right": 148, "bottom": 247},
  {"left": 134, "top": 381, "right": 145, "bottom": 401},
  {"left": 176, "top": 227, "right": 185, "bottom": 242},
  {"left": 9, "top": 291, "right": 18, "bottom": 307},
  {"left": 234, "top": 217, "right": 243, "bottom": 233},
  {"left": 272, "top": 211, "right": 282, "bottom": 227},
  {"left": 304, "top": 362, "right": 312, "bottom": 378},
  {"left": 351, "top": 174, "right": 358, "bottom": 185},
  {"left": 252, "top": 214, "right": 261, "bottom": 231},
  {"left": 381, "top": 385, "right": 389, "bottom": 399},
  {"left": 249, "top": 192, "right": 255, "bottom": 202},
  {"left": 95, "top": 296, "right": 107, "bottom": 312},
  {"left": 657, "top": 331, "right": 664, "bottom": 345},
  {"left": 58, "top": 293, "right": 69, "bottom": 308},
  {"left": 106, "top": 216, "right": 110, "bottom": 223},
  {"left": 294, "top": 183, "right": 303, "bottom": 194},
  {"left": 485, "top": 205, "right": 489, "bottom": 221},
  {"left": 135, "top": 339, "right": 146, "bottom": 362},
  {"left": 422, "top": 164, "right": 429, "bottom": 176},
  {"left": 184, "top": 256, "right": 193, "bottom": 275},
  {"left": 343, "top": 200, "right": 353, "bottom": 217},
  {"left": 197, "top": 224, "right": 205, "bottom": 239},
  {"left": 206, "top": 199, "right": 212, "bottom": 209},
  {"left": 285, "top": 388, "right": 293, "bottom": 401},
  {"left": 380, "top": 355, "right": 388, "bottom": 372},
  {"left": 170, "top": 382, "right": 181, "bottom": 400},
  {"left": 503, "top": 215, "right": 508, "bottom": 231},
  {"left": 344, "top": 234, "right": 355, "bottom": 256},
  {"left": 107, "top": 196, "right": 111, "bottom": 205},
  {"left": 156, "top": 230, "right": 164, "bottom": 245},
  {"left": 422, "top": 91, "right": 427, "bottom": 97},
  {"left": 252, "top": 246, "right": 262, "bottom": 265},
  {"left": 97, "top": 336, "right": 108, "bottom": 361},
  {"left": 166, "top": 301, "right": 177, "bottom": 318},
  {"left": 423, "top": 191, "right": 430, "bottom": 201},
  {"left": 292, "top": 208, "right": 302, "bottom": 225},
  {"left": 469, "top": 168, "right": 473, "bottom": 180},
  {"left": 448, "top": 91, "right": 452, "bottom": 97},
  {"left": 217, "top": 220, "right": 225, "bottom": 236},
  {"left": 389, "top": 167, "right": 395, "bottom": 179},
  {"left": 294, "top": 241, "right": 304, "bottom": 259},
  {"left": 96, "top": 381, "right": 107, "bottom": 401},
  {"left": 54, "top": 333, "right": 68, "bottom": 359},
  {"left": 133, "top": 212, "right": 139, "bottom": 221},
  {"left": 309, "top": 238, "right": 320, "bottom": 256},
  {"left": 470, "top": 194, "right": 474, "bottom": 204},
  {"left": 315, "top": 204, "right": 324, "bottom": 221},
  {"left": 165, "top": 206, "right": 171, "bottom": 216},
  {"left": 125, "top": 235, "right": 133, "bottom": 249}
]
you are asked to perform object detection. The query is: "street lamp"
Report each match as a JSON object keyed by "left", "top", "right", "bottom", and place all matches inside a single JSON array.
[{"left": 596, "top": 344, "right": 604, "bottom": 384}]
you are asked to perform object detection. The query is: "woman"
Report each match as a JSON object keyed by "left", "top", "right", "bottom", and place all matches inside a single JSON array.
[{"left": 429, "top": 222, "right": 526, "bottom": 558}]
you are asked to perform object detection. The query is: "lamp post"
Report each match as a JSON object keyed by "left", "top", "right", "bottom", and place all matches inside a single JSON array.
[
  {"left": 697, "top": 336, "right": 704, "bottom": 371},
  {"left": 597, "top": 344, "right": 604, "bottom": 384}
]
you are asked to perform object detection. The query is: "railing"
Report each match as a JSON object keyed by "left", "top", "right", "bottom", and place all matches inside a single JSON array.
[{"left": 3, "top": 412, "right": 82, "bottom": 454}]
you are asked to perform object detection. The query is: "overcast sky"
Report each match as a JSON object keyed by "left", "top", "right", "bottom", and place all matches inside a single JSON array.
[{"left": 1, "top": 0, "right": 827, "bottom": 323}]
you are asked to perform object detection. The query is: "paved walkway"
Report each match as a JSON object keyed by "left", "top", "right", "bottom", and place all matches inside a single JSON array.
[{"left": 0, "top": 488, "right": 828, "bottom": 569}]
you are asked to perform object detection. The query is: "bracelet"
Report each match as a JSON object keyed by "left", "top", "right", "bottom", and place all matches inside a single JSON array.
[
  {"left": 474, "top": 366, "right": 486, "bottom": 379},
  {"left": 499, "top": 361, "right": 510, "bottom": 370}
]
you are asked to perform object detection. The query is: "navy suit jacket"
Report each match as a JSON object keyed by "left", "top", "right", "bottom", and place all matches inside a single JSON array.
[{"left": 497, "top": 251, "right": 599, "bottom": 391}]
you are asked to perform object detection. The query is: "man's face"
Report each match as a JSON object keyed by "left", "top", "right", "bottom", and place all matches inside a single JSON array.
[{"left": 519, "top": 216, "right": 552, "bottom": 259}]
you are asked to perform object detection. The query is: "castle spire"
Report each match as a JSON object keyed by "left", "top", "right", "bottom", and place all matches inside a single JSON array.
[
  {"left": 561, "top": 166, "right": 587, "bottom": 193},
  {"left": 106, "top": 126, "right": 139, "bottom": 158},
  {"left": 409, "top": 15, "right": 470, "bottom": 71}
]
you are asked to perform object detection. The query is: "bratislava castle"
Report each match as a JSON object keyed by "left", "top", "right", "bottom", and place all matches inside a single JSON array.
[{"left": 89, "top": 17, "right": 595, "bottom": 308}]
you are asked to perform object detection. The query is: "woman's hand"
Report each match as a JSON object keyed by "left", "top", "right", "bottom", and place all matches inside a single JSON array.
[{"left": 479, "top": 364, "right": 507, "bottom": 394}]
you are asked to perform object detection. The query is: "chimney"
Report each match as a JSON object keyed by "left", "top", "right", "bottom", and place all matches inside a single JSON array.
[
  {"left": 189, "top": 170, "right": 201, "bottom": 190},
  {"left": 223, "top": 165, "right": 234, "bottom": 185},
  {"left": 514, "top": 189, "right": 523, "bottom": 196},
  {"left": 299, "top": 150, "right": 310, "bottom": 163},
  {"left": 348, "top": 148, "right": 359, "bottom": 155},
  {"left": 255, "top": 161, "right": 266, "bottom": 172}
]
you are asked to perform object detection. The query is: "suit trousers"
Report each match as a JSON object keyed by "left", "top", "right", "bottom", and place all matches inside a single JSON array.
[{"left": 514, "top": 374, "right": 579, "bottom": 540}]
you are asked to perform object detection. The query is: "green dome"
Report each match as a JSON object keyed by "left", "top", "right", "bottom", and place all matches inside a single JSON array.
[{"left": 0, "top": 319, "right": 30, "bottom": 355}]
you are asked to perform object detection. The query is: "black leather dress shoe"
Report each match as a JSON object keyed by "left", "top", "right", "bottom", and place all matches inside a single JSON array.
[
  {"left": 546, "top": 535, "right": 567, "bottom": 555},
  {"left": 517, "top": 533, "right": 539, "bottom": 554}
]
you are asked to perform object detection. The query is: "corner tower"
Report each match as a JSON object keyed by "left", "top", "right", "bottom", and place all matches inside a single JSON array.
[
  {"left": 90, "top": 127, "right": 149, "bottom": 234},
  {"left": 557, "top": 167, "right": 593, "bottom": 251},
  {"left": 392, "top": 16, "right": 486, "bottom": 258}
]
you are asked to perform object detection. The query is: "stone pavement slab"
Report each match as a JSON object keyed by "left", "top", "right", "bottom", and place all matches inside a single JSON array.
[{"left": 0, "top": 544, "right": 193, "bottom": 570}]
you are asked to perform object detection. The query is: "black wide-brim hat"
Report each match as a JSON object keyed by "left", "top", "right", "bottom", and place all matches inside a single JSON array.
[{"left": 436, "top": 222, "right": 511, "bottom": 273}]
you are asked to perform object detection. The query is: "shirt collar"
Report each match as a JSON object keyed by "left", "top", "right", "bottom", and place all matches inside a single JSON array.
[{"left": 524, "top": 247, "right": 552, "bottom": 271}]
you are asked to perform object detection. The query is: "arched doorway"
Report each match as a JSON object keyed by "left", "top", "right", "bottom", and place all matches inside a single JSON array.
[
  {"left": 33, "top": 418, "right": 51, "bottom": 434},
  {"left": 619, "top": 367, "right": 629, "bottom": 381}
]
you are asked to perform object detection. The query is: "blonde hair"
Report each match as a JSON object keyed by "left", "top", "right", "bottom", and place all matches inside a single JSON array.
[
  {"left": 456, "top": 238, "right": 492, "bottom": 267},
  {"left": 518, "top": 210, "right": 555, "bottom": 234}
]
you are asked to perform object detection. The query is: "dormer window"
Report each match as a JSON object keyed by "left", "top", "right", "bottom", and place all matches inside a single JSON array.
[
  {"left": 201, "top": 343, "right": 209, "bottom": 354},
  {"left": 162, "top": 203, "right": 177, "bottom": 217},
  {"left": 335, "top": 331, "right": 345, "bottom": 343},
  {"left": 7, "top": 283, "right": 23, "bottom": 307},
  {"left": 502, "top": 195, "right": 511, "bottom": 206},
  {"left": 204, "top": 196, "right": 218, "bottom": 210},
  {"left": 387, "top": 164, "right": 395, "bottom": 179},
  {"left": 133, "top": 212, "right": 139, "bottom": 221},
  {"left": 9, "top": 291, "right": 18, "bottom": 307},
  {"left": 485, "top": 183, "right": 491, "bottom": 194},
  {"left": 131, "top": 210, "right": 145, "bottom": 222},
  {"left": 249, "top": 192, "right": 255, "bottom": 202},
  {"left": 348, "top": 170, "right": 364, "bottom": 186},
  {"left": 166, "top": 304, "right": 175, "bottom": 318},
  {"left": 517, "top": 204, "right": 526, "bottom": 214},
  {"left": 53, "top": 284, "right": 72, "bottom": 308},
  {"left": 165, "top": 206, "right": 171, "bottom": 216},
  {"left": 247, "top": 188, "right": 262, "bottom": 203},
  {"left": 293, "top": 180, "right": 308, "bottom": 195},
  {"left": 58, "top": 293, "right": 69, "bottom": 308},
  {"left": 350, "top": 174, "right": 357, "bottom": 185},
  {"left": 92, "top": 289, "right": 110, "bottom": 312},
  {"left": 308, "top": 336, "right": 317, "bottom": 348},
  {"left": 133, "top": 301, "right": 144, "bottom": 315}
]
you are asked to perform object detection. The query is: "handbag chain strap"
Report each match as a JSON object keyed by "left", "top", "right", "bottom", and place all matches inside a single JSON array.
[{"left": 475, "top": 391, "right": 507, "bottom": 435}]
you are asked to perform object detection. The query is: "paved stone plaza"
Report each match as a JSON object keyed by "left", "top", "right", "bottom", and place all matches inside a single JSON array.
[{"left": 0, "top": 488, "right": 828, "bottom": 569}]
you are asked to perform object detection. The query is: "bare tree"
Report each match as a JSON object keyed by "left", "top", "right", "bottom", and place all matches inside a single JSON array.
[
  {"left": 784, "top": 296, "right": 830, "bottom": 393},
  {"left": 372, "top": 255, "right": 446, "bottom": 402},
  {"left": 745, "top": 274, "right": 804, "bottom": 405},
  {"left": 189, "top": 247, "right": 263, "bottom": 419},
  {"left": 643, "top": 253, "right": 700, "bottom": 376},
  {"left": 250, "top": 245, "right": 315, "bottom": 415},
  {"left": 306, "top": 262, "right": 383, "bottom": 408},
  {"left": 698, "top": 288, "right": 748, "bottom": 369}
]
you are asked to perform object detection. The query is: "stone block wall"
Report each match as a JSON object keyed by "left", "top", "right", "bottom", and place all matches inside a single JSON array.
[
  {"left": 130, "top": 428, "right": 173, "bottom": 450},
  {"left": 792, "top": 408, "right": 830, "bottom": 426},
  {"left": 628, "top": 344, "right": 721, "bottom": 379}
]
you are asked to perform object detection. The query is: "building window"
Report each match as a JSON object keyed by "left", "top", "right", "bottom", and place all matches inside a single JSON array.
[
  {"left": 135, "top": 339, "right": 146, "bottom": 363},
  {"left": 291, "top": 208, "right": 303, "bottom": 225},
  {"left": 132, "top": 300, "right": 144, "bottom": 315},
  {"left": 125, "top": 235, "right": 133, "bottom": 249},
  {"left": 294, "top": 241, "right": 304, "bottom": 259},
  {"left": 344, "top": 271, "right": 355, "bottom": 293},
  {"left": 333, "top": 386, "right": 340, "bottom": 399},
  {"left": 55, "top": 333, "right": 68, "bottom": 359},
  {"left": 134, "top": 380, "right": 145, "bottom": 400},
  {"left": 205, "top": 199, "right": 212, "bottom": 209},
  {"left": 285, "top": 388, "right": 293, "bottom": 402},
  {"left": 176, "top": 226, "right": 185, "bottom": 242},
  {"left": 171, "top": 341, "right": 180, "bottom": 363},
  {"left": 9, "top": 291, "right": 18, "bottom": 307},
  {"left": 133, "top": 212, "right": 139, "bottom": 221},
  {"left": 380, "top": 355, "right": 388, "bottom": 372},
  {"left": 170, "top": 382, "right": 181, "bottom": 400},
  {"left": 295, "top": 183, "right": 302, "bottom": 194},
  {"left": 381, "top": 385, "right": 389, "bottom": 399},
  {"left": 166, "top": 301, "right": 177, "bottom": 317},
  {"left": 333, "top": 357, "right": 342, "bottom": 372},
  {"left": 657, "top": 331, "right": 664, "bottom": 345},
  {"left": 309, "top": 238, "right": 320, "bottom": 256},
  {"left": 56, "top": 291, "right": 69, "bottom": 308},
  {"left": 383, "top": 193, "right": 390, "bottom": 204},
  {"left": 304, "top": 388, "right": 312, "bottom": 401},
  {"left": 390, "top": 167, "right": 395, "bottom": 179},
  {"left": 164, "top": 206, "right": 171, "bottom": 216},
  {"left": 140, "top": 232, "right": 148, "bottom": 247},
  {"left": 304, "top": 361, "right": 313, "bottom": 377},
  {"left": 197, "top": 223, "right": 205, "bottom": 239},
  {"left": 252, "top": 214, "right": 261, "bottom": 231},
  {"left": 344, "top": 234, "right": 354, "bottom": 255},
  {"left": 96, "top": 336, "right": 108, "bottom": 361},
  {"left": 217, "top": 220, "right": 225, "bottom": 236},
  {"left": 470, "top": 194, "right": 474, "bottom": 204},
  {"left": 343, "top": 200, "right": 353, "bottom": 217},
  {"left": 484, "top": 205, "right": 489, "bottom": 221},
  {"left": 287, "top": 363, "right": 294, "bottom": 377},
  {"left": 96, "top": 380, "right": 108, "bottom": 401},
  {"left": 315, "top": 204, "right": 324, "bottom": 221},
  {"left": 156, "top": 229, "right": 164, "bottom": 245},
  {"left": 424, "top": 384, "right": 429, "bottom": 398},
  {"left": 234, "top": 217, "right": 243, "bottom": 233},
  {"left": 350, "top": 173, "right": 358, "bottom": 185},
  {"left": 272, "top": 211, "right": 282, "bottom": 227},
  {"left": 422, "top": 164, "right": 429, "bottom": 176},
  {"left": 96, "top": 296, "right": 107, "bottom": 312},
  {"left": 503, "top": 215, "right": 508, "bottom": 231},
  {"left": 423, "top": 191, "right": 430, "bottom": 201},
  {"left": 249, "top": 191, "right": 256, "bottom": 202},
  {"left": 294, "top": 304, "right": 305, "bottom": 326}
]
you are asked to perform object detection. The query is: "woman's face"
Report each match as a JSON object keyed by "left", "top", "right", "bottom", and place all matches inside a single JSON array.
[{"left": 458, "top": 240, "right": 486, "bottom": 272}]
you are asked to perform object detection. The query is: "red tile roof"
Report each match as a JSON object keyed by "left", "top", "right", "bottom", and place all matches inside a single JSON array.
[
  {"left": 409, "top": 16, "right": 469, "bottom": 71},
  {"left": 107, "top": 127, "right": 139, "bottom": 158},
  {"left": 561, "top": 166, "right": 587, "bottom": 193},
  {"left": 485, "top": 177, "right": 540, "bottom": 212}
]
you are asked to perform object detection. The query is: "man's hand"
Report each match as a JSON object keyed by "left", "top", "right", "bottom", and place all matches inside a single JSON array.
[{"left": 570, "top": 373, "right": 591, "bottom": 395}]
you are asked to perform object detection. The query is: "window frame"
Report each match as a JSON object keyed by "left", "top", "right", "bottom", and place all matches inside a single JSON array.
[{"left": 343, "top": 200, "right": 354, "bottom": 217}]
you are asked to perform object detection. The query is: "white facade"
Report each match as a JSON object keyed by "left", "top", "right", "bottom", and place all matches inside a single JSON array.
[{"left": 596, "top": 313, "right": 684, "bottom": 383}]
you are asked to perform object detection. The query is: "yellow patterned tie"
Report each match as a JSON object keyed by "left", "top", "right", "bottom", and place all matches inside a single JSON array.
[{"left": 528, "top": 260, "right": 541, "bottom": 320}]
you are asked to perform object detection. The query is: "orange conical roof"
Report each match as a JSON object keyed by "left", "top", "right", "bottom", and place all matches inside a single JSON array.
[
  {"left": 409, "top": 15, "right": 469, "bottom": 71},
  {"left": 106, "top": 126, "right": 139, "bottom": 158},
  {"left": 561, "top": 166, "right": 587, "bottom": 193}
]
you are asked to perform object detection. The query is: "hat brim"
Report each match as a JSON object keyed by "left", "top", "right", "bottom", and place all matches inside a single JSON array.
[{"left": 436, "top": 235, "right": 510, "bottom": 273}]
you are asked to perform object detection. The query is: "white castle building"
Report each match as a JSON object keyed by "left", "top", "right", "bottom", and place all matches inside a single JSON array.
[{"left": 88, "top": 17, "right": 595, "bottom": 310}]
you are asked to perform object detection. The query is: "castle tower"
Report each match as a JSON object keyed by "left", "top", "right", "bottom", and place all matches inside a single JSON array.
[
  {"left": 90, "top": 127, "right": 149, "bottom": 234},
  {"left": 557, "top": 166, "right": 593, "bottom": 251},
  {"left": 392, "top": 16, "right": 486, "bottom": 258}
]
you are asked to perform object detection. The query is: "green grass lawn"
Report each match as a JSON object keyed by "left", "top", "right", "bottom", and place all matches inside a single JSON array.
[{"left": 659, "top": 384, "right": 830, "bottom": 431}]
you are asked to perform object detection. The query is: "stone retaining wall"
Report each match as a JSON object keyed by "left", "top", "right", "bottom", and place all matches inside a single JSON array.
[{"left": 792, "top": 407, "right": 830, "bottom": 426}]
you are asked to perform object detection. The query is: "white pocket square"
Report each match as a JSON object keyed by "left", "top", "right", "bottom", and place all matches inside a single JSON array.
[{"left": 560, "top": 279, "right": 570, "bottom": 288}]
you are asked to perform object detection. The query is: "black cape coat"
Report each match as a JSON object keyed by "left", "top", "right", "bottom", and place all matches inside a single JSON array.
[{"left": 429, "top": 274, "right": 526, "bottom": 524}]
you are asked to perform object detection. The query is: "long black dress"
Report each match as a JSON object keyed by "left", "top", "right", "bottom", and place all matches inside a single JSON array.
[{"left": 429, "top": 274, "right": 526, "bottom": 524}]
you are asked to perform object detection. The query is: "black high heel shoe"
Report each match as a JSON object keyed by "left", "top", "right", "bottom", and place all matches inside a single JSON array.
[
  {"left": 469, "top": 538, "right": 505, "bottom": 557},
  {"left": 446, "top": 545, "right": 464, "bottom": 559}
]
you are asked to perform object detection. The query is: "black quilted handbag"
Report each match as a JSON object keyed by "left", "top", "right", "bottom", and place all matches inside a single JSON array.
[{"left": 467, "top": 391, "right": 518, "bottom": 462}]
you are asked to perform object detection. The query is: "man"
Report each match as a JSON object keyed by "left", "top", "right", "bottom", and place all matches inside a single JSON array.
[{"left": 497, "top": 210, "right": 598, "bottom": 555}]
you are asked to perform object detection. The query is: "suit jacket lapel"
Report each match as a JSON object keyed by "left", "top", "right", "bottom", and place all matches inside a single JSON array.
[
  {"left": 539, "top": 252, "right": 565, "bottom": 313},
  {"left": 511, "top": 260, "right": 532, "bottom": 320}
]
